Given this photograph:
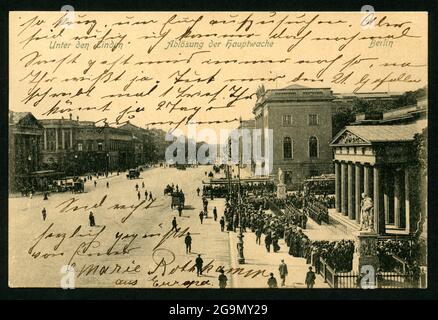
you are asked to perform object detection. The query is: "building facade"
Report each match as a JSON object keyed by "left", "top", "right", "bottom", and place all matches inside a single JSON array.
[
  {"left": 39, "top": 115, "right": 79, "bottom": 174},
  {"left": 253, "top": 84, "right": 334, "bottom": 189},
  {"left": 330, "top": 100, "right": 427, "bottom": 236},
  {"left": 39, "top": 115, "right": 144, "bottom": 175},
  {"left": 9, "top": 112, "right": 44, "bottom": 192}
]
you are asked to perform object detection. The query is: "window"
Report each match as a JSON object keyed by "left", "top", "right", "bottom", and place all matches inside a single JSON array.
[
  {"left": 283, "top": 137, "right": 293, "bottom": 159},
  {"left": 78, "top": 143, "right": 83, "bottom": 151},
  {"left": 98, "top": 143, "right": 103, "bottom": 151},
  {"left": 308, "top": 114, "right": 318, "bottom": 126},
  {"left": 282, "top": 114, "right": 292, "bottom": 126},
  {"left": 309, "top": 136, "right": 318, "bottom": 158}
]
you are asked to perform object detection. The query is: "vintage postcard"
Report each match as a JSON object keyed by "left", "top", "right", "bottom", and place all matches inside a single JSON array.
[{"left": 8, "top": 10, "right": 427, "bottom": 289}]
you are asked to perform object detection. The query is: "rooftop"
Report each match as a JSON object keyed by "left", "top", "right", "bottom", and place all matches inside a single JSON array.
[{"left": 344, "top": 123, "right": 422, "bottom": 143}]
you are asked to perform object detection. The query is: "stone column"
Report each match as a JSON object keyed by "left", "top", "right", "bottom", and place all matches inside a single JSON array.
[
  {"left": 43, "top": 129, "right": 47, "bottom": 150},
  {"left": 355, "top": 164, "right": 362, "bottom": 224},
  {"left": 394, "top": 170, "right": 401, "bottom": 228},
  {"left": 62, "top": 130, "right": 65, "bottom": 149},
  {"left": 348, "top": 163, "right": 355, "bottom": 220},
  {"left": 341, "top": 162, "right": 347, "bottom": 215},
  {"left": 364, "top": 165, "right": 370, "bottom": 197},
  {"left": 384, "top": 168, "right": 394, "bottom": 225},
  {"left": 55, "top": 129, "right": 58, "bottom": 151},
  {"left": 373, "top": 166, "right": 385, "bottom": 234},
  {"left": 404, "top": 168, "right": 410, "bottom": 232},
  {"left": 70, "top": 128, "right": 73, "bottom": 149},
  {"left": 335, "top": 162, "right": 341, "bottom": 212}
]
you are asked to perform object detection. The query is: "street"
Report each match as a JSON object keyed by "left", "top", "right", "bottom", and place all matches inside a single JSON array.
[
  {"left": 9, "top": 166, "right": 234, "bottom": 288},
  {"left": 9, "top": 165, "right": 339, "bottom": 288}
]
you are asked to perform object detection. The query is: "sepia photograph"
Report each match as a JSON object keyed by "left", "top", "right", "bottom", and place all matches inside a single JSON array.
[{"left": 7, "top": 9, "right": 428, "bottom": 291}]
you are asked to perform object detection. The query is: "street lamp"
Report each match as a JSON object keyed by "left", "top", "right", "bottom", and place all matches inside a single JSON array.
[
  {"left": 106, "top": 153, "right": 110, "bottom": 177},
  {"left": 236, "top": 118, "right": 245, "bottom": 264},
  {"left": 74, "top": 154, "right": 78, "bottom": 177}
]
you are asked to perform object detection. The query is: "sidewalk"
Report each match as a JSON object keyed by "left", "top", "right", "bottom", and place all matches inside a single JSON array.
[
  {"left": 228, "top": 230, "right": 330, "bottom": 288},
  {"left": 208, "top": 197, "right": 330, "bottom": 288}
]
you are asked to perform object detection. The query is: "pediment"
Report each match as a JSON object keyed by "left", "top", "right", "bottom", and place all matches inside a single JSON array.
[
  {"left": 19, "top": 114, "right": 42, "bottom": 128},
  {"left": 331, "top": 129, "right": 370, "bottom": 146}
]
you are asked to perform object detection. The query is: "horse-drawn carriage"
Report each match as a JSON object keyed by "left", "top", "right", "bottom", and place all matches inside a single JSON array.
[
  {"left": 164, "top": 184, "right": 174, "bottom": 195},
  {"left": 127, "top": 169, "right": 140, "bottom": 179},
  {"left": 51, "top": 177, "right": 84, "bottom": 193},
  {"left": 73, "top": 179, "right": 85, "bottom": 193},
  {"left": 171, "top": 191, "right": 185, "bottom": 209}
]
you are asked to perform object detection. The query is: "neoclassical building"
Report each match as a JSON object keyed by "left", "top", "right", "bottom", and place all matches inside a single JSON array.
[
  {"left": 8, "top": 112, "right": 44, "bottom": 191},
  {"left": 252, "top": 84, "right": 334, "bottom": 189},
  {"left": 330, "top": 99, "right": 427, "bottom": 236}
]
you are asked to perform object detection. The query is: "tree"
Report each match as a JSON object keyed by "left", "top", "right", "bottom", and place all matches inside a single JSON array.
[{"left": 332, "top": 105, "right": 355, "bottom": 137}]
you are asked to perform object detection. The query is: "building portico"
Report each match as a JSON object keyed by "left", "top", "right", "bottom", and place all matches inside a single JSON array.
[{"left": 330, "top": 124, "right": 421, "bottom": 235}]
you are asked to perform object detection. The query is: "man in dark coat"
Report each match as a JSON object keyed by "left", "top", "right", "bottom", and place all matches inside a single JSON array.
[
  {"left": 199, "top": 211, "right": 204, "bottom": 224},
  {"left": 195, "top": 254, "right": 203, "bottom": 276},
  {"left": 267, "top": 273, "right": 278, "bottom": 288},
  {"left": 279, "top": 260, "right": 288, "bottom": 287},
  {"left": 171, "top": 217, "right": 178, "bottom": 232},
  {"left": 264, "top": 233, "right": 272, "bottom": 253},
  {"left": 218, "top": 269, "right": 228, "bottom": 288},
  {"left": 305, "top": 266, "right": 316, "bottom": 289},
  {"left": 220, "top": 216, "right": 225, "bottom": 232},
  {"left": 213, "top": 206, "right": 218, "bottom": 221},
  {"left": 42, "top": 207, "right": 47, "bottom": 221},
  {"left": 89, "top": 211, "right": 95, "bottom": 227},
  {"left": 184, "top": 232, "right": 192, "bottom": 253},
  {"left": 255, "top": 228, "right": 262, "bottom": 245}
]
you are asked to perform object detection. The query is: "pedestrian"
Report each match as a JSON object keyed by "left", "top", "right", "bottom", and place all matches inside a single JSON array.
[
  {"left": 142, "top": 182, "right": 145, "bottom": 188},
  {"left": 279, "top": 260, "right": 288, "bottom": 287},
  {"left": 184, "top": 232, "right": 192, "bottom": 253},
  {"left": 213, "top": 206, "right": 218, "bottom": 221},
  {"left": 94, "top": 181, "right": 97, "bottom": 188},
  {"left": 149, "top": 191, "right": 153, "bottom": 201},
  {"left": 265, "top": 232, "right": 272, "bottom": 253},
  {"left": 305, "top": 267, "right": 316, "bottom": 289},
  {"left": 220, "top": 216, "right": 225, "bottom": 232},
  {"left": 267, "top": 273, "right": 278, "bottom": 288},
  {"left": 256, "top": 228, "right": 262, "bottom": 245},
  {"left": 196, "top": 187, "right": 200, "bottom": 196},
  {"left": 171, "top": 217, "right": 178, "bottom": 232},
  {"left": 89, "top": 211, "right": 95, "bottom": 227},
  {"left": 135, "top": 184, "right": 139, "bottom": 191},
  {"left": 42, "top": 207, "right": 47, "bottom": 221},
  {"left": 137, "top": 191, "right": 141, "bottom": 200},
  {"left": 199, "top": 211, "right": 204, "bottom": 224},
  {"left": 106, "top": 182, "right": 109, "bottom": 188},
  {"left": 195, "top": 254, "right": 203, "bottom": 276},
  {"left": 218, "top": 269, "right": 228, "bottom": 288},
  {"left": 178, "top": 205, "right": 183, "bottom": 217},
  {"left": 43, "top": 191, "right": 48, "bottom": 200}
]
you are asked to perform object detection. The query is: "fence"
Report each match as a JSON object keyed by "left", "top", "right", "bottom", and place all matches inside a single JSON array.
[
  {"left": 315, "top": 257, "right": 417, "bottom": 288},
  {"left": 316, "top": 257, "right": 358, "bottom": 288}
]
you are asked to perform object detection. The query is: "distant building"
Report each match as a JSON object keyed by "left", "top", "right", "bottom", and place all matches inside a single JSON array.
[
  {"left": 333, "top": 91, "right": 403, "bottom": 104},
  {"left": 39, "top": 115, "right": 142, "bottom": 175},
  {"left": 253, "top": 84, "right": 334, "bottom": 189},
  {"left": 9, "top": 112, "right": 44, "bottom": 192},
  {"left": 237, "top": 119, "right": 256, "bottom": 168},
  {"left": 39, "top": 115, "right": 80, "bottom": 174}
]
